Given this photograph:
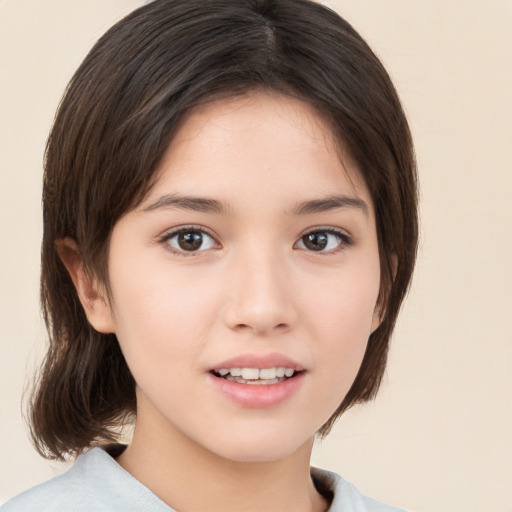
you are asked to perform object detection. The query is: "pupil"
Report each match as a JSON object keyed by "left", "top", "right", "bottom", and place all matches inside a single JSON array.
[
  {"left": 178, "top": 232, "right": 203, "bottom": 251},
  {"left": 304, "top": 233, "right": 328, "bottom": 251}
]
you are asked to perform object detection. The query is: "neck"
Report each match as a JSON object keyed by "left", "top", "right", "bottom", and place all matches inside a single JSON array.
[{"left": 116, "top": 409, "right": 328, "bottom": 512}]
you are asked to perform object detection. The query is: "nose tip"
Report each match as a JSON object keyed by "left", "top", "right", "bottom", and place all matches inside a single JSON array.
[{"left": 223, "top": 257, "right": 297, "bottom": 336}]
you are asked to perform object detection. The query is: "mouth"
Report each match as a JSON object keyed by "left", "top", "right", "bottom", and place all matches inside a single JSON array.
[{"left": 210, "top": 367, "right": 303, "bottom": 385}]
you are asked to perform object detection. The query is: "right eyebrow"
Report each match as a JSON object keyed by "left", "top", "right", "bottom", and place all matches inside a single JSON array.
[
  {"left": 141, "top": 194, "right": 227, "bottom": 214},
  {"left": 291, "top": 194, "right": 369, "bottom": 216}
]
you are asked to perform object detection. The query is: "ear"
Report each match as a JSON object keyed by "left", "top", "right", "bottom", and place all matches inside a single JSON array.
[
  {"left": 56, "top": 238, "right": 116, "bottom": 334},
  {"left": 370, "top": 254, "right": 398, "bottom": 334},
  {"left": 371, "top": 303, "right": 383, "bottom": 334}
]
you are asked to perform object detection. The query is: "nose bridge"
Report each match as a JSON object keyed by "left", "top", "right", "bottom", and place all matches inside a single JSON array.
[{"left": 224, "top": 238, "right": 296, "bottom": 334}]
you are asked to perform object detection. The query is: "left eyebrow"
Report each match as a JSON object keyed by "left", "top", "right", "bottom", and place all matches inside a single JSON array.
[
  {"left": 291, "top": 195, "right": 369, "bottom": 216},
  {"left": 141, "top": 194, "right": 227, "bottom": 214}
]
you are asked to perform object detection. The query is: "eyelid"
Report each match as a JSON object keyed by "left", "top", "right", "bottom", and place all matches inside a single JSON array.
[
  {"left": 295, "top": 226, "right": 354, "bottom": 253},
  {"left": 159, "top": 225, "right": 221, "bottom": 256}
]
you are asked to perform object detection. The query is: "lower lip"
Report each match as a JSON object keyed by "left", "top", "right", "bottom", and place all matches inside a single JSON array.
[{"left": 207, "top": 372, "right": 306, "bottom": 408}]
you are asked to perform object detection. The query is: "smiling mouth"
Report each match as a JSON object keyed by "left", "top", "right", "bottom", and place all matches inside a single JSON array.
[{"left": 211, "top": 367, "right": 302, "bottom": 385}]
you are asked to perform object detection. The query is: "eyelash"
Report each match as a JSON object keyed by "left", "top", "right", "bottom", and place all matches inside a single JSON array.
[
  {"left": 296, "top": 228, "right": 353, "bottom": 254},
  {"left": 159, "top": 225, "right": 353, "bottom": 257},
  {"left": 159, "top": 225, "right": 219, "bottom": 257}
]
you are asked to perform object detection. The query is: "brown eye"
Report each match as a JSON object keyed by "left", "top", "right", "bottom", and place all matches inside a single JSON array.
[
  {"left": 165, "top": 229, "right": 217, "bottom": 253},
  {"left": 178, "top": 232, "right": 204, "bottom": 251},
  {"left": 302, "top": 232, "right": 329, "bottom": 251},
  {"left": 296, "top": 230, "right": 349, "bottom": 252}
]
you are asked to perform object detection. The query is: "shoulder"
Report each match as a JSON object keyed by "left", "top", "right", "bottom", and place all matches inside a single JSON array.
[
  {"left": 1, "top": 447, "right": 173, "bottom": 512},
  {"left": 1, "top": 455, "right": 102, "bottom": 512},
  {"left": 311, "top": 467, "right": 408, "bottom": 512}
]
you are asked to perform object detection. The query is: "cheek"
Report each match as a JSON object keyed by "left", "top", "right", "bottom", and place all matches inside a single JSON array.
[
  {"left": 303, "top": 263, "right": 380, "bottom": 385},
  {"left": 108, "top": 256, "right": 223, "bottom": 361},
  {"left": 305, "top": 261, "right": 380, "bottom": 336},
  {"left": 107, "top": 271, "right": 216, "bottom": 404}
]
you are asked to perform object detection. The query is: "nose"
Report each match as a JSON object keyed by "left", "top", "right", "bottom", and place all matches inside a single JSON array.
[{"left": 223, "top": 249, "right": 298, "bottom": 336}]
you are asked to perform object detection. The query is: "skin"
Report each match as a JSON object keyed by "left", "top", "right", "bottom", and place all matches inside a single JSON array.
[{"left": 61, "top": 92, "right": 382, "bottom": 512}]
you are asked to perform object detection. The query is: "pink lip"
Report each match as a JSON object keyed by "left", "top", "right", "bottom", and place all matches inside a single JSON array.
[
  {"left": 207, "top": 352, "right": 306, "bottom": 408},
  {"left": 210, "top": 352, "right": 305, "bottom": 371},
  {"left": 207, "top": 371, "right": 305, "bottom": 408}
]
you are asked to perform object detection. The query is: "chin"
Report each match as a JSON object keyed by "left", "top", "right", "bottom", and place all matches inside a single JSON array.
[{"left": 202, "top": 425, "right": 315, "bottom": 463}]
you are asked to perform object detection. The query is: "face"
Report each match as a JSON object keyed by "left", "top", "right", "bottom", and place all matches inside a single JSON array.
[{"left": 95, "top": 92, "right": 381, "bottom": 462}]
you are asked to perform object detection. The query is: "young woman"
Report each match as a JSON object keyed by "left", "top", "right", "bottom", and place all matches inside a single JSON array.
[{"left": 1, "top": 1, "right": 418, "bottom": 510}]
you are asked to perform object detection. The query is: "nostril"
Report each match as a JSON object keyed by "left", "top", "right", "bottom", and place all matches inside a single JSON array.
[
  {"left": 233, "top": 323, "right": 251, "bottom": 331},
  {"left": 233, "top": 322, "right": 290, "bottom": 334}
]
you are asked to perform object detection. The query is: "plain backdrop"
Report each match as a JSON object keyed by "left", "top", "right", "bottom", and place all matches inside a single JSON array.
[{"left": 1, "top": 1, "right": 511, "bottom": 511}]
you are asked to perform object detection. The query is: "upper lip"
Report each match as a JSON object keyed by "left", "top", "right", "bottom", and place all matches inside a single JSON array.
[{"left": 211, "top": 352, "right": 305, "bottom": 371}]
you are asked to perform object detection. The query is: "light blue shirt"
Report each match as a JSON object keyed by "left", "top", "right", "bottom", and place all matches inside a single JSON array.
[{"left": 1, "top": 447, "right": 406, "bottom": 511}]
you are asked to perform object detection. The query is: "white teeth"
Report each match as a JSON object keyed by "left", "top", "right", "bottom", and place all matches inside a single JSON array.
[
  {"left": 216, "top": 367, "right": 297, "bottom": 380},
  {"left": 259, "top": 368, "right": 277, "bottom": 380},
  {"left": 241, "top": 368, "right": 260, "bottom": 380}
]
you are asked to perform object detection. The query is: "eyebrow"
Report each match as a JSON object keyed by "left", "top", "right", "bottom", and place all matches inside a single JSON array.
[
  {"left": 291, "top": 195, "right": 369, "bottom": 216},
  {"left": 142, "top": 193, "right": 368, "bottom": 216},
  {"left": 142, "top": 194, "right": 226, "bottom": 214}
]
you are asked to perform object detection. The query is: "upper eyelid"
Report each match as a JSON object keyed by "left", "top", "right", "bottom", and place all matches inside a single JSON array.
[
  {"left": 293, "top": 231, "right": 352, "bottom": 258},
  {"left": 159, "top": 226, "right": 220, "bottom": 257},
  {"left": 301, "top": 226, "right": 352, "bottom": 239},
  {"left": 303, "top": 226, "right": 347, "bottom": 233},
  {"left": 158, "top": 225, "right": 220, "bottom": 255},
  {"left": 160, "top": 225, "right": 218, "bottom": 241}
]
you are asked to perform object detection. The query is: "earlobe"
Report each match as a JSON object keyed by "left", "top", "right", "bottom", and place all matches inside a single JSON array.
[
  {"left": 56, "top": 238, "right": 116, "bottom": 334},
  {"left": 371, "top": 304, "right": 383, "bottom": 334},
  {"left": 371, "top": 254, "right": 397, "bottom": 334}
]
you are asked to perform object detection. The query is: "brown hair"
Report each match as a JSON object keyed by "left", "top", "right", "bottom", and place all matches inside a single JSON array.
[{"left": 30, "top": 0, "right": 418, "bottom": 460}]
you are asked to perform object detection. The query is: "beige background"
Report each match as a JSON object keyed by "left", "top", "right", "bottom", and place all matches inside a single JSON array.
[{"left": 1, "top": 1, "right": 511, "bottom": 511}]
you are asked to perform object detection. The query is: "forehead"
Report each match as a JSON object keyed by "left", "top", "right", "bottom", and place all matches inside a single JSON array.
[{"left": 144, "top": 92, "right": 373, "bottom": 215}]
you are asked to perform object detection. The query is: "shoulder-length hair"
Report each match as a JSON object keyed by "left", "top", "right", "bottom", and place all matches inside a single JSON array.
[{"left": 30, "top": 0, "right": 418, "bottom": 460}]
